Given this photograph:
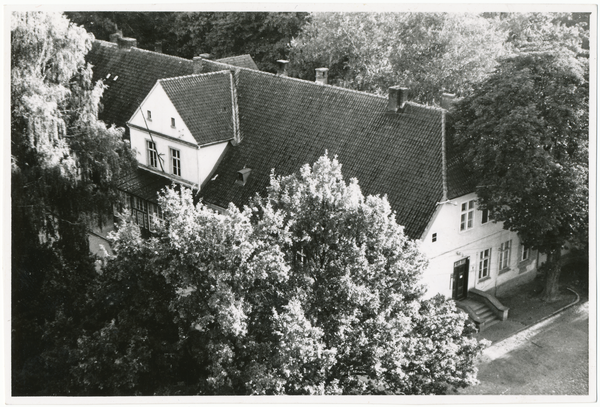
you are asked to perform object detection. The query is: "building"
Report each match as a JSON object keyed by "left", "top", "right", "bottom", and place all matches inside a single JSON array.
[{"left": 86, "top": 37, "right": 546, "bottom": 327}]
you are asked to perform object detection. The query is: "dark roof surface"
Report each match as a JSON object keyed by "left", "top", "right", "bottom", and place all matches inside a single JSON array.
[
  {"left": 160, "top": 72, "right": 235, "bottom": 145},
  {"left": 86, "top": 41, "right": 257, "bottom": 130},
  {"left": 199, "top": 61, "right": 446, "bottom": 239},
  {"left": 214, "top": 54, "right": 258, "bottom": 70},
  {"left": 116, "top": 167, "right": 175, "bottom": 203}
]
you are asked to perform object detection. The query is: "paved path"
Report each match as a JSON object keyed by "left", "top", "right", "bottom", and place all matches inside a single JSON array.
[{"left": 457, "top": 301, "right": 590, "bottom": 395}]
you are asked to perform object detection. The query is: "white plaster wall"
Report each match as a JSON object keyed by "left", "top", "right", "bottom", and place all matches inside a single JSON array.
[
  {"left": 130, "top": 127, "right": 200, "bottom": 185},
  {"left": 129, "top": 83, "right": 197, "bottom": 145},
  {"left": 419, "top": 192, "right": 537, "bottom": 299},
  {"left": 198, "top": 142, "right": 228, "bottom": 185}
]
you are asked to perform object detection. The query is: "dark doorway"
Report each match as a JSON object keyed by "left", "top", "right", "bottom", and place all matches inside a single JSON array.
[{"left": 452, "top": 258, "right": 469, "bottom": 300}]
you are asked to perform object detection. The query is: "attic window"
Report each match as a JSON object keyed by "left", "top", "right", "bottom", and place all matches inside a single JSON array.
[
  {"left": 235, "top": 168, "right": 252, "bottom": 186},
  {"left": 171, "top": 117, "right": 176, "bottom": 127},
  {"left": 432, "top": 233, "right": 437, "bottom": 243},
  {"left": 147, "top": 110, "right": 152, "bottom": 121}
]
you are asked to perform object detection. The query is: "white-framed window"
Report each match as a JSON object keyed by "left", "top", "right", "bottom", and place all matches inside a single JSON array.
[
  {"left": 499, "top": 240, "right": 512, "bottom": 270},
  {"left": 460, "top": 200, "right": 475, "bottom": 231},
  {"left": 481, "top": 208, "right": 489, "bottom": 224},
  {"left": 149, "top": 203, "right": 165, "bottom": 230},
  {"left": 131, "top": 196, "right": 149, "bottom": 230},
  {"left": 521, "top": 244, "right": 530, "bottom": 262},
  {"left": 171, "top": 117, "right": 176, "bottom": 127},
  {"left": 478, "top": 248, "right": 491, "bottom": 279},
  {"left": 170, "top": 148, "right": 181, "bottom": 176},
  {"left": 147, "top": 140, "right": 158, "bottom": 168},
  {"left": 147, "top": 110, "right": 152, "bottom": 121}
]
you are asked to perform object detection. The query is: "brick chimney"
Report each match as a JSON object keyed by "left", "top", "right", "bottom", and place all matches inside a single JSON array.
[
  {"left": 109, "top": 30, "right": 122, "bottom": 43},
  {"left": 276, "top": 60, "right": 289, "bottom": 76},
  {"left": 154, "top": 41, "right": 163, "bottom": 53},
  {"left": 387, "top": 86, "right": 409, "bottom": 113},
  {"left": 117, "top": 37, "right": 137, "bottom": 50},
  {"left": 315, "top": 68, "right": 329, "bottom": 85},
  {"left": 440, "top": 93, "right": 456, "bottom": 110},
  {"left": 193, "top": 56, "right": 204, "bottom": 74}
]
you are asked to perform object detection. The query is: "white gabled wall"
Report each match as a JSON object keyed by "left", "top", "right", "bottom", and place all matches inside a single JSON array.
[
  {"left": 130, "top": 83, "right": 197, "bottom": 146},
  {"left": 198, "top": 142, "right": 228, "bottom": 185},
  {"left": 419, "top": 192, "right": 540, "bottom": 299}
]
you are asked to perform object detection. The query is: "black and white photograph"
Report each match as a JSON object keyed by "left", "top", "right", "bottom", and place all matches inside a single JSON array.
[{"left": 4, "top": 3, "right": 596, "bottom": 405}]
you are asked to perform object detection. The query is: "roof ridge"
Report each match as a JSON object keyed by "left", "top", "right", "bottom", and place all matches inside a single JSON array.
[
  {"left": 158, "top": 70, "right": 231, "bottom": 84},
  {"left": 204, "top": 59, "right": 443, "bottom": 111},
  {"left": 94, "top": 39, "right": 193, "bottom": 64}
]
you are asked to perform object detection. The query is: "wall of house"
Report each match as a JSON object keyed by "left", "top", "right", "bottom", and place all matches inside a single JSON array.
[
  {"left": 129, "top": 84, "right": 197, "bottom": 145},
  {"left": 419, "top": 192, "right": 538, "bottom": 299},
  {"left": 198, "top": 142, "right": 228, "bottom": 185}
]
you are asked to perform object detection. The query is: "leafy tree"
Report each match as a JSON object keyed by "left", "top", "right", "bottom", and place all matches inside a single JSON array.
[
  {"left": 452, "top": 51, "right": 588, "bottom": 302},
  {"left": 168, "top": 12, "right": 310, "bottom": 72},
  {"left": 289, "top": 12, "right": 506, "bottom": 103},
  {"left": 62, "top": 155, "right": 486, "bottom": 395},
  {"left": 11, "top": 11, "right": 136, "bottom": 394}
]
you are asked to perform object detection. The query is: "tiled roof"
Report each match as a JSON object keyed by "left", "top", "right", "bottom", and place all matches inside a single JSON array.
[
  {"left": 214, "top": 54, "right": 258, "bottom": 70},
  {"left": 86, "top": 41, "right": 258, "bottom": 130},
  {"left": 198, "top": 64, "right": 446, "bottom": 239},
  {"left": 115, "top": 167, "right": 175, "bottom": 203},
  {"left": 159, "top": 72, "right": 235, "bottom": 146}
]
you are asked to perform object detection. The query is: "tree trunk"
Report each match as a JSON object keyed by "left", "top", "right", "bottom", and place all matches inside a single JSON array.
[{"left": 541, "top": 248, "right": 562, "bottom": 302}]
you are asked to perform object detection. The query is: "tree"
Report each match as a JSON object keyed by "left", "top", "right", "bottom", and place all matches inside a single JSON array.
[
  {"left": 289, "top": 12, "right": 506, "bottom": 103},
  {"left": 452, "top": 51, "right": 588, "bottom": 302},
  {"left": 58, "top": 155, "right": 486, "bottom": 395},
  {"left": 11, "top": 12, "right": 136, "bottom": 394}
]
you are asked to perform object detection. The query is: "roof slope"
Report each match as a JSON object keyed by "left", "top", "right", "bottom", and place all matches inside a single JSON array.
[
  {"left": 116, "top": 167, "right": 175, "bottom": 203},
  {"left": 160, "top": 71, "right": 235, "bottom": 145},
  {"left": 199, "top": 63, "right": 446, "bottom": 239},
  {"left": 215, "top": 54, "right": 258, "bottom": 70},
  {"left": 86, "top": 40, "right": 257, "bottom": 130}
]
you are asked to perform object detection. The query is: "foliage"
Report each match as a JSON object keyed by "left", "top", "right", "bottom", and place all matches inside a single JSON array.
[
  {"left": 66, "top": 12, "right": 310, "bottom": 73},
  {"left": 11, "top": 11, "right": 136, "bottom": 394},
  {"left": 289, "top": 12, "right": 507, "bottom": 104},
  {"left": 53, "top": 155, "right": 487, "bottom": 395},
  {"left": 451, "top": 51, "right": 588, "bottom": 301}
]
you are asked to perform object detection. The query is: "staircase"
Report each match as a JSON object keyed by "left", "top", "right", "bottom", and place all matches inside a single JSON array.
[
  {"left": 457, "top": 298, "right": 501, "bottom": 331},
  {"left": 456, "top": 289, "right": 509, "bottom": 332}
]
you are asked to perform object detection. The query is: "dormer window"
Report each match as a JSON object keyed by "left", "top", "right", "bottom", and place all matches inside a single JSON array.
[
  {"left": 147, "top": 110, "right": 152, "bottom": 121},
  {"left": 171, "top": 117, "right": 176, "bottom": 128},
  {"left": 235, "top": 168, "right": 252, "bottom": 186}
]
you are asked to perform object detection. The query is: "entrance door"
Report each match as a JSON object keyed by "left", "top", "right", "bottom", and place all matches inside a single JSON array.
[{"left": 452, "top": 258, "right": 469, "bottom": 300}]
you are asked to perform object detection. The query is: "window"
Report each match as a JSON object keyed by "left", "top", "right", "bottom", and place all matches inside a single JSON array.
[
  {"left": 170, "top": 148, "right": 181, "bottom": 176},
  {"left": 460, "top": 200, "right": 475, "bottom": 231},
  {"left": 499, "top": 240, "right": 512, "bottom": 270},
  {"left": 147, "top": 140, "right": 158, "bottom": 168},
  {"left": 432, "top": 233, "right": 437, "bottom": 242},
  {"left": 478, "top": 249, "right": 491, "bottom": 279},
  {"left": 149, "top": 203, "right": 165, "bottom": 230},
  {"left": 131, "top": 196, "right": 149, "bottom": 230},
  {"left": 481, "top": 209, "right": 489, "bottom": 224},
  {"left": 171, "top": 117, "right": 176, "bottom": 127},
  {"left": 521, "top": 244, "right": 530, "bottom": 262},
  {"left": 147, "top": 110, "right": 152, "bottom": 121}
]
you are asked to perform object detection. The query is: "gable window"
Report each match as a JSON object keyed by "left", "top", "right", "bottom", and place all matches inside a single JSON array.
[
  {"left": 432, "top": 233, "right": 437, "bottom": 242},
  {"left": 170, "top": 148, "right": 181, "bottom": 176},
  {"left": 147, "top": 140, "right": 158, "bottom": 168},
  {"left": 460, "top": 200, "right": 475, "bottom": 231},
  {"left": 478, "top": 248, "right": 491, "bottom": 279},
  {"left": 521, "top": 244, "right": 530, "bottom": 262},
  {"left": 171, "top": 117, "right": 176, "bottom": 128},
  {"left": 147, "top": 110, "right": 152, "bottom": 121},
  {"left": 499, "top": 240, "right": 512, "bottom": 271},
  {"left": 481, "top": 209, "right": 489, "bottom": 224}
]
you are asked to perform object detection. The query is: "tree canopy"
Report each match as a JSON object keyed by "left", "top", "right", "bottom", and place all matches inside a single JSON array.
[
  {"left": 23, "top": 155, "right": 487, "bottom": 395},
  {"left": 11, "top": 11, "right": 136, "bottom": 394},
  {"left": 451, "top": 50, "right": 589, "bottom": 301}
]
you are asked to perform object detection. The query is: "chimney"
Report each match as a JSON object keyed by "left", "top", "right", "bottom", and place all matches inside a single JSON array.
[
  {"left": 387, "top": 86, "right": 409, "bottom": 113},
  {"left": 315, "top": 68, "right": 329, "bottom": 85},
  {"left": 109, "top": 30, "right": 122, "bottom": 43},
  {"left": 117, "top": 37, "right": 137, "bottom": 50},
  {"left": 199, "top": 53, "right": 212, "bottom": 60},
  {"left": 440, "top": 93, "right": 456, "bottom": 110},
  {"left": 193, "top": 56, "right": 204, "bottom": 74},
  {"left": 154, "top": 41, "right": 163, "bottom": 53},
  {"left": 276, "top": 60, "right": 289, "bottom": 76}
]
